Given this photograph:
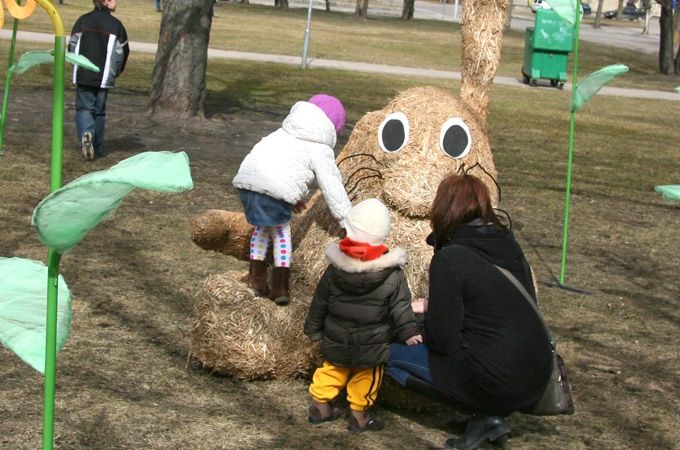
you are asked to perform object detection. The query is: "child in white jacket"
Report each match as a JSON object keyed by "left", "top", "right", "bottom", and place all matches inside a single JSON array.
[{"left": 233, "top": 94, "right": 351, "bottom": 306}]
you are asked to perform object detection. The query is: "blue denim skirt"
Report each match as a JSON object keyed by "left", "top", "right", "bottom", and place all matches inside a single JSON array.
[{"left": 238, "top": 189, "right": 292, "bottom": 226}]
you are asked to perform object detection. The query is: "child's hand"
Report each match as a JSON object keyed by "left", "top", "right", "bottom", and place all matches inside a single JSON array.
[
  {"left": 412, "top": 298, "right": 428, "bottom": 314},
  {"left": 293, "top": 201, "right": 307, "bottom": 213},
  {"left": 405, "top": 334, "right": 423, "bottom": 346}
]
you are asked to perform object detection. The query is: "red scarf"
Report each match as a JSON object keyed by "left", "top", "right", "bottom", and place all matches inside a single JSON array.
[{"left": 338, "top": 237, "right": 388, "bottom": 261}]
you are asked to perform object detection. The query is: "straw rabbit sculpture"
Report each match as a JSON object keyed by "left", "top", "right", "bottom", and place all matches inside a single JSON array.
[{"left": 190, "top": 0, "right": 510, "bottom": 380}]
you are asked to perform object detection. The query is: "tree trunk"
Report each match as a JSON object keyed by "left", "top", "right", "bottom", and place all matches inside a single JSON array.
[
  {"left": 354, "top": 0, "right": 369, "bottom": 18},
  {"left": 641, "top": 0, "right": 652, "bottom": 33},
  {"left": 658, "top": 0, "right": 674, "bottom": 73},
  {"left": 616, "top": 0, "right": 624, "bottom": 19},
  {"left": 593, "top": 0, "right": 604, "bottom": 27},
  {"left": 402, "top": 0, "right": 415, "bottom": 19},
  {"left": 675, "top": 7, "right": 680, "bottom": 73},
  {"left": 149, "top": 0, "right": 214, "bottom": 117},
  {"left": 325, "top": 0, "right": 331, "bottom": 12},
  {"left": 275, "top": 0, "right": 289, "bottom": 9}
]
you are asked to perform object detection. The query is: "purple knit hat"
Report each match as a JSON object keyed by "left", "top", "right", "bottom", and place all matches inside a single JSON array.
[{"left": 308, "top": 94, "right": 346, "bottom": 133}]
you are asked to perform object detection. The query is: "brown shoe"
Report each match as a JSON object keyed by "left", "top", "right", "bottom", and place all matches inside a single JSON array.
[
  {"left": 348, "top": 412, "right": 384, "bottom": 433},
  {"left": 248, "top": 259, "right": 269, "bottom": 297},
  {"left": 269, "top": 266, "right": 290, "bottom": 306},
  {"left": 308, "top": 402, "right": 342, "bottom": 425}
]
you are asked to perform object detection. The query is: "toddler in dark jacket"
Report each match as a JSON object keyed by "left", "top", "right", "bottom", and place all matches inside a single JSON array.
[{"left": 304, "top": 198, "right": 421, "bottom": 432}]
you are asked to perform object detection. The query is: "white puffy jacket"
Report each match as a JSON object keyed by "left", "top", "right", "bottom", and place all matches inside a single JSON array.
[{"left": 233, "top": 101, "right": 351, "bottom": 222}]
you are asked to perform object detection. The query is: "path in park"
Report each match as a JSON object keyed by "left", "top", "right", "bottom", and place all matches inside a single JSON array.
[{"left": 1, "top": 26, "right": 677, "bottom": 102}]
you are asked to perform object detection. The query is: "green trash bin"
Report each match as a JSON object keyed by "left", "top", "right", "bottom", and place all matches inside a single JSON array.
[{"left": 522, "top": 8, "right": 574, "bottom": 88}]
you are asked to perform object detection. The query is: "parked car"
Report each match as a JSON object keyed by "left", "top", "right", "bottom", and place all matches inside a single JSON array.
[{"left": 604, "top": 4, "right": 644, "bottom": 19}]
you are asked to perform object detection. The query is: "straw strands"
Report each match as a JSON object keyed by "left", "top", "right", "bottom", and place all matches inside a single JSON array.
[
  {"left": 190, "top": 85, "right": 501, "bottom": 379},
  {"left": 191, "top": 272, "right": 321, "bottom": 380},
  {"left": 460, "top": 0, "right": 510, "bottom": 120},
  {"left": 189, "top": 209, "right": 252, "bottom": 259}
]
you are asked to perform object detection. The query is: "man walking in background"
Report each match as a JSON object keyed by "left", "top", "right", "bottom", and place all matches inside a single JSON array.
[{"left": 69, "top": 0, "right": 129, "bottom": 160}]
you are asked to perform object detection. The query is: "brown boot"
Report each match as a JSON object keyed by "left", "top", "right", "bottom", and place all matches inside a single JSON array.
[
  {"left": 248, "top": 259, "right": 270, "bottom": 297},
  {"left": 269, "top": 267, "right": 290, "bottom": 306}
]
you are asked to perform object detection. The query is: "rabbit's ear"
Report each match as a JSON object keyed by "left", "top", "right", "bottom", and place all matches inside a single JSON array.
[{"left": 460, "top": 0, "right": 510, "bottom": 122}]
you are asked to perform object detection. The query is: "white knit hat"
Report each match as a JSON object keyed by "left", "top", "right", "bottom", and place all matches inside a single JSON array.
[{"left": 343, "top": 198, "right": 392, "bottom": 245}]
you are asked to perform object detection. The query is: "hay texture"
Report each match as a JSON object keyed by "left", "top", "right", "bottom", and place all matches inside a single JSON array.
[
  {"left": 460, "top": 0, "right": 510, "bottom": 120},
  {"left": 189, "top": 209, "right": 252, "bottom": 259},
  {"left": 190, "top": 85, "right": 503, "bottom": 380},
  {"left": 191, "top": 0, "right": 512, "bottom": 381},
  {"left": 191, "top": 273, "right": 320, "bottom": 380}
]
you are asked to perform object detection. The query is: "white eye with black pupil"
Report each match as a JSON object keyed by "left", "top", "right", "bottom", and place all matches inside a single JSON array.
[
  {"left": 378, "top": 112, "right": 409, "bottom": 153},
  {"left": 439, "top": 118, "right": 471, "bottom": 159}
]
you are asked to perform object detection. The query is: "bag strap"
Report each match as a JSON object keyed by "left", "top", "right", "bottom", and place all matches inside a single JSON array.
[{"left": 492, "top": 264, "right": 555, "bottom": 345}]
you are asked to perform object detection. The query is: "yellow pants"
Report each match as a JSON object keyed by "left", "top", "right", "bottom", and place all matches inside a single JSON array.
[{"left": 309, "top": 360, "right": 384, "bottom": 412}]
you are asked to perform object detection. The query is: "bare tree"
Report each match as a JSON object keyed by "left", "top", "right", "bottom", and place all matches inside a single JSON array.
[
  {"left": 355, "top": 0, "right": 369, "bottom": 18},
  {"left": 658, "top": 0, "right": 674, "bottom": 73},
  {"left": 402, "top": 0, "right": 415, "bottom": 19},
  {"left": 675, "top": 6, "right": 680, "bottom": 73},
  {"left": 149, "top": 0, "right": 214, "bottom": 117},
  {"left": 641, "top": 0, "right": 652, "bottom": 33},
  {"left": 593, "top": 0, "right": 605, "bottom": 27},
  {"left": 616, "top": 0, "right": 625, "bottom": 19}
]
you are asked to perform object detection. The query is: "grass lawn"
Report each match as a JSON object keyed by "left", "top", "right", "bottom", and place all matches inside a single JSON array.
[
  {"left": 0, "top": 2, "right": 678, "bottom": 449},
  {"left": 7, "top": 0, "right": 679, "bottom": 91}
]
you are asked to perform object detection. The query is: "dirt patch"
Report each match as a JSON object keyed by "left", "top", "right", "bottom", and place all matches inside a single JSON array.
[{"left": 1, "top": 85, "right": 679, "bottom": 449}]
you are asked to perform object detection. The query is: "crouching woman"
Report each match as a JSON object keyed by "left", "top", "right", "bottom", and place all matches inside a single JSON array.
[{"left": 386, "top": 173, "right": 553, "bottom": 450}]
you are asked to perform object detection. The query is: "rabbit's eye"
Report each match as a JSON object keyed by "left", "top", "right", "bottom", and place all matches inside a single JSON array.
[
  {"left": 378, "top": 112, "right": 409, "bottom": 153},
  {"left": 439, "top": 118, "right": 471, "bottom": 159}
]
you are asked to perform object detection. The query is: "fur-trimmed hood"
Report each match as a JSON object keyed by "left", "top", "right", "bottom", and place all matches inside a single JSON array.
[
  {"left": 325, "top": 242, "right": 408, "bottom": 273},
  {"left": 323, "top": 242, "right": 408, "bottom": 296}
]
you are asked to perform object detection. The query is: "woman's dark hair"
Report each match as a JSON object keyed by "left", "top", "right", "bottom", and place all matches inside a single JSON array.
[{"left": 430, "top": 173, "right": 506, "bottom": 244}]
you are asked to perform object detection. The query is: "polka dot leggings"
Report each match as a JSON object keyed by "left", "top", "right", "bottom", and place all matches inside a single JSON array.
[{"left": 249, "top": 223, "right": 292, "bottom": 268}]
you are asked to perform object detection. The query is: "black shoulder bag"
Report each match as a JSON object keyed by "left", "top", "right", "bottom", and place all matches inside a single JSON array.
[{"left": 493, "top": 264, "right": 575, "bottom": 416}]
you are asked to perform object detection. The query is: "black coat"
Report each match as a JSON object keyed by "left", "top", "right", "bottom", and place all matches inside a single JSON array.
[
  {"left": 425, "top": 224, "right": 553, "bottom": 416},
  {"left": 69, "top": 7, "right": 129, "bottom": 89},
  {"left": 304, "top": 244, "right": 419, "bottom": 368}
]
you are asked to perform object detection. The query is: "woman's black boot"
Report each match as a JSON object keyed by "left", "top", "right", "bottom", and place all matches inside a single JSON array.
[{"left": 444, "top": 416, "right": 510, "bottom": 450}]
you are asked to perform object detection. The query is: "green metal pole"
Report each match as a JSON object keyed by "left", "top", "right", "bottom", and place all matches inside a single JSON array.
[
  {"left": 42, "top": 249, "right": 61, "bottom": 450},
  {"left": 559, "top": 1, "right": 582, "bottom": 286},
  {"left": 0, "top": 2, "right": 22, "bottom": 153},
  {"left": 42, "top": 35, "right": 65, "bottom": 450},
  {"left": 49, "top": 36, "right": 65, "bottom": 191}
]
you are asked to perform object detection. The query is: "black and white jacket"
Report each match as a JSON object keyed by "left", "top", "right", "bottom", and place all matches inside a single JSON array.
[
  {"left": 304, "top": 243, "right": 419, "bottom": 368},
  {"left": 69, "top": 7, "right": 129, "bottom": 89}
]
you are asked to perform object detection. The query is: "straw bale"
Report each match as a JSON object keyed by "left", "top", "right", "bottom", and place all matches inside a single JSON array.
[
  {"left": 190, "top": 272, "right": 321, "bottom": 380},
  {"left": 336, "top": 86, "right": 498, "bottom": 210},
  {"left": 190, "top": 85, "right": 502, "bottom": 380},
  {"left": 189, "top": 209, "right": 252, "bottom": 259},
  {"left": 460, "top": 0, "right": 510, "bottom": 120}
]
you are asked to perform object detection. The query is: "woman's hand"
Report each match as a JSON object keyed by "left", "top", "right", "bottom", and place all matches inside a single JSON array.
[
  {"left": 405, "top": 334, "right": 423, "bottom": 346},
  {"left": 412, "top": 297, "right": 428, "bottom": 314}
]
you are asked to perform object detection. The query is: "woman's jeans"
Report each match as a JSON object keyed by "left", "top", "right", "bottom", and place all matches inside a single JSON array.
[
  {"left": 386, "top": 343, "right": 432, "bottom": 386},
  {"left": 76, "top": 86, "right": 108, "bottom": 157}
]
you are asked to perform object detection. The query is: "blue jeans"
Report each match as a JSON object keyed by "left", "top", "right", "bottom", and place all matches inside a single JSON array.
[
  {"left": 238, "top": 190, "right": 292, "bottom": 226},
  {"left": 75, "top": 86, "right": 108, "bottom": 157},
  {"left": 155, "top": 0, "right": 161, "bottom": 10},
  {"left": 386, "top": 343, "right": 432, "bottom": 386}
]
